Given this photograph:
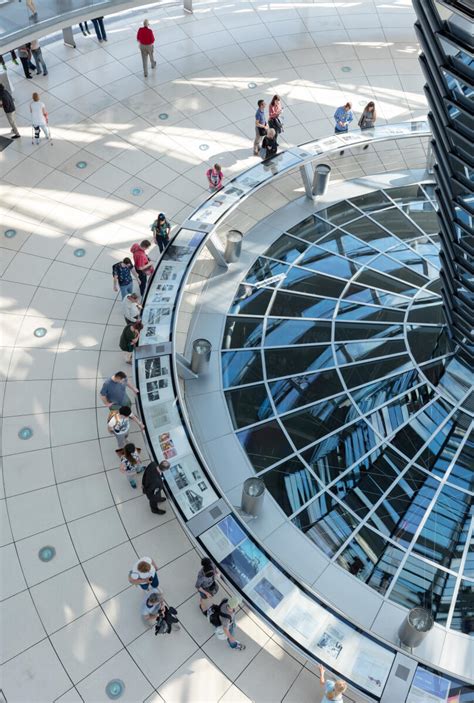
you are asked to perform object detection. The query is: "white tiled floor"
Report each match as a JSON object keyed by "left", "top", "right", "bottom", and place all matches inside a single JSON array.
[{"left": 0, "top": 0, "right": 424, "bottom": 699}]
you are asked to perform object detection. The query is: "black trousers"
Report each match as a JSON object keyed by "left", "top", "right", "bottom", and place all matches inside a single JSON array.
[
  {"left": 92, "top": 17, "right": 107, "bottom": 40},
  {"left": 137, "top": 269, "right": 147, "bottom": 297},
  {"left": 20, "top": 56, "right": 32, "bottom": 78},
  {"left": 148, "top": 492, "right": 164, "bottom": 511}
]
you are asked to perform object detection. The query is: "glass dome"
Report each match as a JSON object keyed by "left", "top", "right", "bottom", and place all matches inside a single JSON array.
[{"left": 220, "top": 182, "right": 473, "bottom": 636}]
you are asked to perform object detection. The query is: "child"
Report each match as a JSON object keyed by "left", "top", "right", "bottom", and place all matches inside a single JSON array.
[
  {"left": 206, "top": 164, "right": 224, "bottom": 191},
  {"left": 30, "top": 92, "right": 51, "bottom": 144},
  {"left": 118, "top": 442, "right": 144, "bottom": 489}
]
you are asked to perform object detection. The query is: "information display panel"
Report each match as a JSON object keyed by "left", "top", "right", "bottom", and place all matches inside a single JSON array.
[{"left": 201, "top": 514, "right": 396, "bottom": 698}]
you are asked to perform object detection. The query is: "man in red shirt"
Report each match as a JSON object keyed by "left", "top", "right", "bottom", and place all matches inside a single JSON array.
[
  {"left": 131, "top": 241, "right": 154, "bottom": 296},
  {"left": 137, "top": 19, "right": 156, "bottom": 78}
]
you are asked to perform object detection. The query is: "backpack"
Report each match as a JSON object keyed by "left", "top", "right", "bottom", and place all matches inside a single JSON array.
[{"left": 207, "top": 599, "right": 231, "bottom": 639}]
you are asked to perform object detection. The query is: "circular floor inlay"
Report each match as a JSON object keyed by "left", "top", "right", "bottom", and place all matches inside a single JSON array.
[
  {"left": 105, "top": 680, "right": 125, "bottom": 699},
  {"left": 18, "top": 427, "right": 33, "bottom": 440},
  {"left": 248, "top": 82, "right": 257, "bottom": 89},
  {"left": 34, "top": 327, "right": 47, "bottom": 337},
  {"left": 74, "top": 248, "right": 86, "bottom": 257},
  {"left": 159, "top": 113, "right": 169, "bottom": 120},
  {"left": 76, "top": 161, "right": 88, "bottom": 169},
  {"left": 4, "top": 229, "right": 17, "bottom": 238},
  {"left": 38, "top": 546, "right": 56, "bottom": 562},
  {"left": 199, "top": 144, "right": 209, "bottom": 151},
  {"left": 341, "top": 66, "right": 352, "bottom": 72},
  {"left": 131, "top": 187, "right": 143, "bottom": 196}
]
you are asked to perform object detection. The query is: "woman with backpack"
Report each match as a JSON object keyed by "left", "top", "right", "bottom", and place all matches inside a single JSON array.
[
  {"left": 195, "top": 557, "right": 220, "bottom": 614},
  {"left": 151, "top": 213, "right": 171, "bottom": 254},
  {"left": 118, "top": 442, "right": 144, "bottom": 489},
  {"left": 107, "top": 405, "right": 144, "bottom": 449},
  {"left": 207, "top": 596, "right": 246, "bottom": 650}
]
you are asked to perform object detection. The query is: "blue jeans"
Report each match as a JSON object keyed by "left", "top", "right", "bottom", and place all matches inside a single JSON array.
[
  {"left": 227, "top": 622, "right": 237, "bottom": 647},
  {"left": 139, "top": 572, "right": 159, "bottom": 590},
  {"left": 119, "top": 282, "right": 133, "bottom": 299}
]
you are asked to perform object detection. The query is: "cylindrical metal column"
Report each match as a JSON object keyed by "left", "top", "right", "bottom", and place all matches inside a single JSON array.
[
  {"left": 224, "top": 230, "right": 243, "bottom": 263},
  {"left": 190, "top": 338, "right": 211, "bottom": 375},
  {"left": 398, "top": 607, "right": 434, "bottom": 648},
  {"left": 241, "top": 478, "right": 265, "bottom": 517},
  {"left": 312, "top": 164, "right": 331, "bottom": 197}
]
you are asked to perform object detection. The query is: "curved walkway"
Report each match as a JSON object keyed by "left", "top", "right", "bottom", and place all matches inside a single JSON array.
[{"left": 0, "top": 1, "right": 425, "bottom": 701}]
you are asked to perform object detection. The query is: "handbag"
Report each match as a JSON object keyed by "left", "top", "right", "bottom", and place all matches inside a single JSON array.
[{"left": 257, "top": 126, "right": 267, "bottom": 136}]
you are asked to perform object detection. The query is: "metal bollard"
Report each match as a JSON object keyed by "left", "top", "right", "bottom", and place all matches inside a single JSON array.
[
  {"left": 398, "top": 607, "right": 433, "bottom": 648},
  {"left": 241, "top": 478, "right": 265, "bottom": 517},
  {"left": 312, "top": 164, "right": 331, "bottom": 197},
  {"left": 190, "top": 338, "right": 211, "bottom": 375},
  {"left": 224, "top": 230, "right": 243, "bottom": 264}
]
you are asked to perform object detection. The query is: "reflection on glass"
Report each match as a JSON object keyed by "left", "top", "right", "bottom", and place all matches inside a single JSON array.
[
  {"left": 452, "top": 580, "right": 474, "bottom": 635},
  {"left": 221, "top": 350, "right": 263, "bottom": 388},
  {"left": 245, "top": 257, "right": 288, "bottom": 285},
  {"left": 349, "top": 190, "right": 392, "bottom": 212},
  {"left": 222, "top": 317, "right": 264, "bottom": 349},
  {"left": 318, "top": 230, "right": 378, "bottom": 258},
  {"left": 288, "top": 215, "right": 333, "bottom": 243},
  {"left": 281, "top": 393, "right": 354, "bottom": 450},
  {"left": 281, "top": 267, "right": 346, "bottom": 298},
  {"left": 269, "top": 369, "right": 343, "bottom": 412},
  {"left": 237, "top": 420, "right": 293, "bottom": 471},
  {"left": 334, "top": 321, "right": 403, "bottom": 342},
  {"left": 264, "top": 234, "right": 308, "bottom": 263},
  {"left": 225, "top": 384, "right": 273, "bottom": 429},
  {"left": 318, "top": 201, "right": 361, "bottom": 226},
  {"left": 229, "top": 285, "right": 273, "bottom": 315},
  {"left": 261, "top": 457, "right": 320, "bottom": 515},
  {"left": 265, "top": 319, "right": 332, "bottom": 346},
  {"left": 297, "top": 248, "right": 358, "bottom": 278},
  {"left": 299, "top": 501, "right": 360, "bottom": 557},
  {"left": 337, "top": 526, "right": 389, "bottom": 581},
  {"left": 390, "top": 555, "right": 457, "bottom": 621},
  {"left": 265, "top": 345, "right": 334, "bottom": 380},
  {"left": 270, "top": 291, "right": 337, "bottom": 319}
]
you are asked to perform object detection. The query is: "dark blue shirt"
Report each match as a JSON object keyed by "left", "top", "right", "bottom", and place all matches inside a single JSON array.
[{"left": 112, "top": 262, "right": 133, "bottom": 286}]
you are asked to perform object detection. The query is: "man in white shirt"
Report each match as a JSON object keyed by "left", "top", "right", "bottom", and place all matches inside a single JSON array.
[{"left": 123, "top": 292, "right": 142, "bottom": 324}]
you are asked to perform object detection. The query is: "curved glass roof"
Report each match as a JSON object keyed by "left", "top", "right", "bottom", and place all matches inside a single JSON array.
[{"left": 220, "top": 183, "right": 473, "bottom": 636}]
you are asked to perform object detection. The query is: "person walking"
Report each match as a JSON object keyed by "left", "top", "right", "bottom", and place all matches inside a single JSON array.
[
  {"left": 136, "top": 19, "right": 156, "bottom": 78},
  {"left": 206, "top": 163, "right": 224, "bottom": 191},
  {"left": 0, "top": 85, "right": 21, "bottom": 139},
  {"left": 92, "top": 16, "right": 107, "bottom": 42},
  {"left": 131, "top": 241, "right": 154, "bottom": 297},
  {"left": 128, "top": 556, "right": 159, "bottom": 590},
  {"left": 118, "top": 442, "right": 144, "bottom": 489},
  {"left": 18, "top": 44, "right": 34, "bottom": 78},
  {"left": 253, "top": 99, "right": 267, "bottom": 155},
  {"left": 318, "top": 665, "right": 347, "bottom": 701},
  {"left": 107, "top": 405, "right": 144, "bottom": 448},
  {"left": 100, "top": 370, "right": 138, "bottom": 410},
  {"left": 147, "top": 594, "right": 180, "bottom": 634},
  {"left": 30, "top": 92, "right": 51, "bottom": 145},
  {"left": 261, "top": 127, "right": 278, "bottom": 160},
  {"left": 268, "top": 94, "right": 283, "bottom": 135},
  {"left": 0, "top": 51, "right": 19, "bottom": 71},
  {"left": 119, "top": 320, "right": 143, "bottom": 364},
  {"left": 150, "top": 213, "right": 170, "bottom": 254},
  {"left": 79, "top": 21, "right": 91, "bottom": 36},
  {"left": 359, "top": 101, "right": 377, "bottom": 149},
  {"left": 196, "top": 557, "right": 220, "bottom": 614},
  {"left": 30, "top": 39, "right": 48, "bottom": 76},
  {"left": 141, "top": 460, "right": 170, "bottom": 515},
  {"left": 123, "top": 292, "right": 142, "bottom": 324},
  {"left": 207, "top": 597, "right": 246, "bottom": 650},
  {"left": 334, "top": 101, "right": 353, "bottom": 134},
  {"left": 112, "top": 257, "right": 135, "bottom": 299}
]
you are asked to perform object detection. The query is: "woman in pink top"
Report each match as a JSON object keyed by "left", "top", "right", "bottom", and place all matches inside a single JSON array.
[
  {"left": 268, "top": 95, "right": 283, "bottom": 135},
  {"left": 206, "top": 163, "right": 224, "bottom": 191}
]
